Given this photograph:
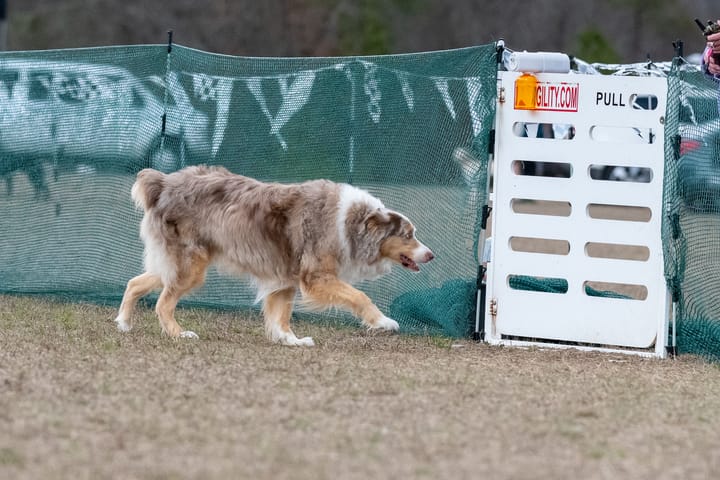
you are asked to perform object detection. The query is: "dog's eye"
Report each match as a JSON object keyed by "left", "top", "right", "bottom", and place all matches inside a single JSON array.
[{"left": 405, "top": 233, "right": 413, "bottom": 240}]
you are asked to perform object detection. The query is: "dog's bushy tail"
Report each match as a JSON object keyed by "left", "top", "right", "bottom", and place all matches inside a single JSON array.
[{"left": 131, "top": 168, "right": 165, "bottom": 211}]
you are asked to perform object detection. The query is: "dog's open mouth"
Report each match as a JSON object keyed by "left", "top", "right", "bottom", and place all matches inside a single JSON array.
[{"left": 400, "top": 254, "right": 420, "bottom": 271}]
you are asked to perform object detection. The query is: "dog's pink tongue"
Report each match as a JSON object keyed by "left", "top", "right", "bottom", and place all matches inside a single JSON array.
[{"left": 401, "top": 254, "right": 420, "bottom": 271}]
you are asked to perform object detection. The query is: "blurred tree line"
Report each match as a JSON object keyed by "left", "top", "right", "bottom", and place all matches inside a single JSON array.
[{"left": 8, "top": 0, "right": 718, "bottom": 62}]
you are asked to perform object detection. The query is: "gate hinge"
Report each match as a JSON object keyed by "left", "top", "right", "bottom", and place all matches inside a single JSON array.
[
  {"left": 481, "top": 204, "right": 493, "bottom": 230},
  {"left": 473, "top": 264, "right": 487, "bottom": 341}
]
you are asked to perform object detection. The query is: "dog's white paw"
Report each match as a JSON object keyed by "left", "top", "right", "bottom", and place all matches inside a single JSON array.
[
  {"left": 179, "top": 330, "right": 199, "bottom": 339},
  {"left": 115, "top": 314, "right": 132, "bottom": 332},
  {"left": 296, "top": 336, "right": 315, "bottom": 347},
  {"left": 268, "top": 326, "right": 315, "bottom": 347},
  {"left": 370, "top": 315, "right": 400, "bottom": 332},
  {"left": 279, "top": 333, "right": 315, "bottom": 347}
]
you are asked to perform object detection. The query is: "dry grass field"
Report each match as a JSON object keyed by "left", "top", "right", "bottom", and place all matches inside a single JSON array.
[{"left": 2, "top": 294, "right": 720, "bottom": 480}]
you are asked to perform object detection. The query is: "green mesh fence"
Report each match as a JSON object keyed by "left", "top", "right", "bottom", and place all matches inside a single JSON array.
[
  {"left": 0, "top": 43, "right": 498, "bottom": 338},
  {"left": 663, "top": 61, "right": 720, "bottom": 359},
  {"left": 507, "top": 276, "right": 631, "bottom": 299}
]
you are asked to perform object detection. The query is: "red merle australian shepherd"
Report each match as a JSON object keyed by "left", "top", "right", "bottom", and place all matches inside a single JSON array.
[{"left": 115, "top": 166, "right": 434, "bottom": 346}]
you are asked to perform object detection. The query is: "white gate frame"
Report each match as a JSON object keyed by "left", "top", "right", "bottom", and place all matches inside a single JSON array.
[{"left": 484, "top": 70, "right": 671, "bottom": 358}]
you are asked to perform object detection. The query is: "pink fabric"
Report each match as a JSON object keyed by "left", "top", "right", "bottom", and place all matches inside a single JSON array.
[{"left": 704, "top": 45, "right": 714, "bottom": 76}]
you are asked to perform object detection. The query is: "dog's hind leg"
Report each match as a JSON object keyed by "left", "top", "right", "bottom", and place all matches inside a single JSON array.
[
  {"left": 155, "top": 251, "right": 210, "bottom": 339},
  {"left": 115, "top": 272, "right": 163, "bottom": 332},
  {"left": 263, "top": 287, "right": 313, "bottom": 347},
  {"left": 300, "top": 275, "right": 399, "bottom": 333}
]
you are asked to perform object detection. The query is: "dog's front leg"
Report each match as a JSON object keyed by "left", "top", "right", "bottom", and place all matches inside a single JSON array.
[
  {"left": 262, "top": 287, "right": 314, "bottom": 347},
  {"left": 300, "top": 274, "right": 399, "bottom": 332}
]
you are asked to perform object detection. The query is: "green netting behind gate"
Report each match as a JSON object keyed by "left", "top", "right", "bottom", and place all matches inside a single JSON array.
[
  {"left": 0, "top": 43, "right": 498, "bottom": 338},
  {"left": 663, "top": 61, "right": 720, "bottom": 359}
]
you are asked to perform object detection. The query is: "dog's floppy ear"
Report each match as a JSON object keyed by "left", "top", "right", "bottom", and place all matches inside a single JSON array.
[
  {"left": 364, "top": 209, "right": 403, "bottom": 237},
  {"left": 364, "top": 208, "right": 388, "bottom": 234}
]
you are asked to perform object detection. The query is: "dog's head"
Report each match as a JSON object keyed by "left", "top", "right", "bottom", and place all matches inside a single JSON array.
[{"left": 364, "top": 209, "right": 435, "bottom": 272}]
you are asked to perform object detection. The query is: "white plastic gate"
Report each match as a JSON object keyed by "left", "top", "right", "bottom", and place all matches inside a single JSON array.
[{"left": 484, "top": 70, "right": 670, "bottom": 357}]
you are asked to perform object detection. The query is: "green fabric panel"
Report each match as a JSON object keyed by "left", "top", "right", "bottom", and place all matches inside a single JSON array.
[{"left": 0, "top": 43, "right": 498, "bottom": 338}]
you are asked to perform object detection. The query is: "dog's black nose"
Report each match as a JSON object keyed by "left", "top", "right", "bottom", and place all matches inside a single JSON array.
[{"left": 425, "top": 251, "right": 435, "bottom": 262}]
